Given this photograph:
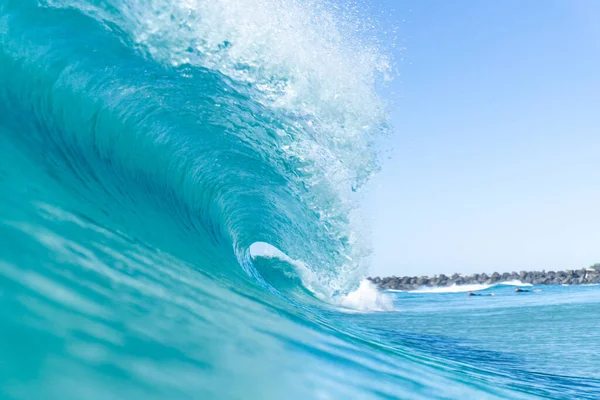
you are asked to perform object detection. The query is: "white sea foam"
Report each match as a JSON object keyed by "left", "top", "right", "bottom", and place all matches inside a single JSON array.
[
  {"left": 562, "top": 284, "right": 599, "bottom": 287},
  {"left": 408, "top": 283, "right": 493, "bottom": 294},
  {"left": 337, "top": 280, "right": 395, "bottom": 312},
  {"left": 497, "top": 280, "right": 533, "bottom": 287},
  {"left": 390, "top": 280, "right": 533, "bottom": 294}
]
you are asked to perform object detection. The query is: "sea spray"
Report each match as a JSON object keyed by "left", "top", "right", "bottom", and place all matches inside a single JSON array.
[{"left": 338, "top": 279, "right": 395, "bottom": 311}]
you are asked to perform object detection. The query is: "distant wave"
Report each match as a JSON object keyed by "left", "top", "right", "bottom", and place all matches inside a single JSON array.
[
  {"left": 496, "top": 279, "right": 534, "bottom": 287},
  {"left": 562, "top": 283, "right": 599, "bottom": 287},
  {"left": 387, "top": 280, "right": 533, "bottom": 294}
]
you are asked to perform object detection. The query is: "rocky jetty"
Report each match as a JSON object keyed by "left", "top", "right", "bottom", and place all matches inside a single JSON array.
[{"left": 368, "top": 264, "right": 600, "bottom": 291}]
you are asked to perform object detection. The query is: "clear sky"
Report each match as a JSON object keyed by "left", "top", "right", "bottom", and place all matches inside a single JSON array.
[{"left": 363, "top": 0, "right": 600, "bottom": 277}]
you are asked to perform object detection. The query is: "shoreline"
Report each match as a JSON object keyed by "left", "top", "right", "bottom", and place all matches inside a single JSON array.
[{"left": 368, "top": 268, "right": 600, "bottom": 291}]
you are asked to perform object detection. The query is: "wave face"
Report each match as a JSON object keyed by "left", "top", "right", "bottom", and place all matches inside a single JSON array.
[{"left": 1, "top": 1, "right": 599, "bottom": 399}]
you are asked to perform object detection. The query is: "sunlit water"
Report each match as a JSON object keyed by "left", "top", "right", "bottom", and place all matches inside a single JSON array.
[{"left": 1, "top": 1, "right": 599, "bottom": 399}]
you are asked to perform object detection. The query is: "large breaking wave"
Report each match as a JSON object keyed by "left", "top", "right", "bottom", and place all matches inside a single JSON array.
[{"left": 1, "top": 0, "right": 390, "bottom": 299}]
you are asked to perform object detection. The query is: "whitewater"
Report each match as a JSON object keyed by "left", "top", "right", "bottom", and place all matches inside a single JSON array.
[
  {"left": 1, "top": 1, "right": 599, "bottom": 399},
  {"left": 401, "top": 280, "right": 533, "bottom": 294}
]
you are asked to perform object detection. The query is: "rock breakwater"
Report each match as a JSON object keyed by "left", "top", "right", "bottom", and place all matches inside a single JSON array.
[{"left": 368, "top": 267, "right": 600, "bottom": 291}]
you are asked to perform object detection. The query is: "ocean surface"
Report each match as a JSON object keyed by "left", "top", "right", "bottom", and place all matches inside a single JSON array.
[{"left": 1, "top": 1, "right": 599, "bottom": 399}]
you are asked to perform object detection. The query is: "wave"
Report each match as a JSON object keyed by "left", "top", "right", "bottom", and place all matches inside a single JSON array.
[
  {"left": 562, "top": 283, "right": 599, "bottom": 287},
  {"left": 392, "top": 280, "right": 533, "bottom": 294},
  {"left": 497, "top": 279, "right": 534, "bottom": 287},
  {"left": 3, "top": 2, "right": 600, "bottom": 399},
  {"left": 0, "top": 0, "right": 390, "bottom": 298}
]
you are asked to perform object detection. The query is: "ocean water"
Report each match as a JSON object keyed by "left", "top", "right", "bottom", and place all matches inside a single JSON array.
[{"left": 1, "top": 1, "right": 599, "bottom": 399}]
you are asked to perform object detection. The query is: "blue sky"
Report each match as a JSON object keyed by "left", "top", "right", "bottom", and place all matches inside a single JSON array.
[{"left": 363, "top": 0, "right": 600, "bottom": 276}]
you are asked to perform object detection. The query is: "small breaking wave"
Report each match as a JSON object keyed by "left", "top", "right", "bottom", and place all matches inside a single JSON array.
[
  {"left": 498, "top": 280, "right": 534, "bottom": 287},
  {"left": 562, "top": 283, "right": 599, "bottom": 287},
  {"left": 387, "top": 280, "right": 533, "bottom": 294}
]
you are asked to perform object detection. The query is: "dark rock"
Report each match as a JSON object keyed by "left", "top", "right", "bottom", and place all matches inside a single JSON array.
[
  {"left": 369, "top": 266, "right": 599, "bottom": 290},
  {"left": 519, "top": 271, "right": 528, "bottom": 280},
  {"left": 381, "top": 281, "right": 393, "bottom": 290}
]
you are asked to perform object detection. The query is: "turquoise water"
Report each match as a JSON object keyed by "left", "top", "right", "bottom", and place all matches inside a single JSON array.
[{"left": 1, "top": 1, "right": 599, "bottom": 399}]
